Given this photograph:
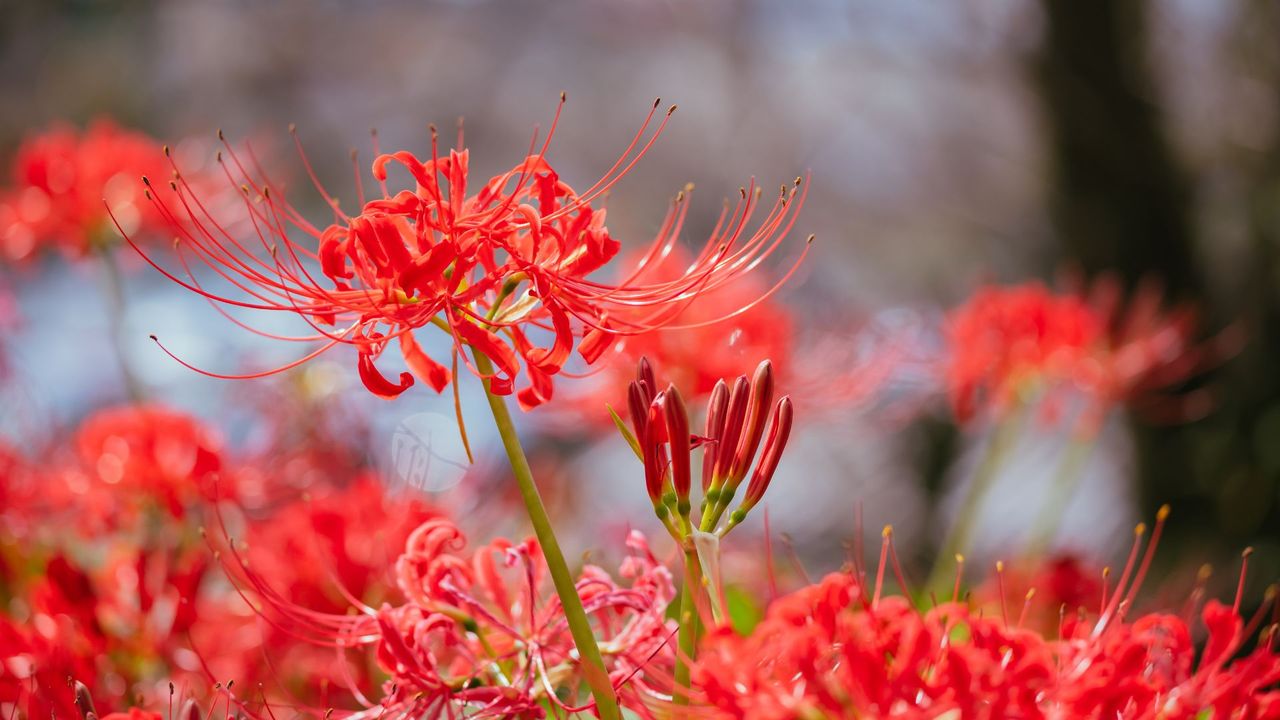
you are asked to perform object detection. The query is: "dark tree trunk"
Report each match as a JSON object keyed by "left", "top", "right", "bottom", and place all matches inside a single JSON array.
[
  {"left": 1034, "top": 0, "right": 1201, "bottom": 300},
  {"left": 1031, "top": 0, "right": 1280, "bottom": 561}
]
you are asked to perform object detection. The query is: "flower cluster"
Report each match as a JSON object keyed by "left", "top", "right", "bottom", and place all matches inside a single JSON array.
[
  {"left": 0, "top": 120, "right": 178, "bottom": 262},
  {"left": 0, "top": 405, "right": 437, "bottom": 717},
  {"left": 218, "top": 517, "right": 675, "bottom": 718},
  {"left": 944, "top": 278, "right": 1221, "bottom": 431},
  {"left": 624, "top": 357, "right": 794, "bottom": 540},
  {"left": 5, "top": 108, "right": 1276, "bottom": 720},
  {"left": 695, "top": 527, "right": 1280, "bottom": 719},
  {"left": 132, "top": 99, "right": 810, "bottom": 409}
]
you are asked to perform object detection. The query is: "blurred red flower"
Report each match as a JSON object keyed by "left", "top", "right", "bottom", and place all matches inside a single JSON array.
[
  {"left": 0, "top": 119, "right": 177, "bottom": 262},
  {"left": 72, "top": 405, "right": 228, "bottom": 526},
  {"left": 944, "top": 278, "right": 1226, "bottom": 431}
]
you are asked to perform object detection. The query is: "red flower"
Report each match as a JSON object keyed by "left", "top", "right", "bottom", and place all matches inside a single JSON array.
[
  {"left": 220, "top": 516, "right": 675, "bottom": 717},
  {"left": 693, "top": 518, "right": 1280, "bottom": 718},
  {"left": 129, "top": 99, "right": 809, "bottom": 408},
  {"left": 556, "top": 247, "right": 794, "bottom": 424},
  {"left": 0, "top": 611, "right": 102, "bottom": 719},
  {"left": 0, "top": 119, "right": 179, "bottom": 261},
  {"left": 73, "top": 405, "right": 227, "bottom": 524},
  {"left": 192, "top": 475, "right": 443, "bottom": 709},
  {"left": 945, "top": 281, "right": 1102, "bottom": 423},
  {"left": 944, "top": 278, "right": 1222, "bottom": 430}
]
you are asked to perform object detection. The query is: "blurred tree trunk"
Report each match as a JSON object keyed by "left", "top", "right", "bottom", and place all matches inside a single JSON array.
[
  {"left": 1032, "top": 0, "right": 1280, "bottom": 559},
  {"left": 1034, "top": 0, "right": 1200, "bottom": 299},
  {"left": 1213, "top": 0, "right": 1280, "bottom": 555}
]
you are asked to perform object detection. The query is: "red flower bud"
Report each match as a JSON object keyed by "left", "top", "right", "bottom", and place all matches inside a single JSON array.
[
  {"left": 728, "top": 359, "right": 774, "bottom": 484},
  {"left": 743, "top": 396, "right": 793, "bottom": 509},
  {"left": 712, "top": 375, "right": 751, "bottom": 484},
  {"left": 636, "top": 356, "right": 657, "bottom": 404},
  {"left": 642, "top": 394, "right": 669, "bottom": 505},
  {"left": 628, "top": 379, "right": 651, "bottom": 442},
  {"left": 663, "top": 384, "right": 692, "bottom": 503},
  {"left": 702, "top": 379, "right": 730, "bottom": 491}
]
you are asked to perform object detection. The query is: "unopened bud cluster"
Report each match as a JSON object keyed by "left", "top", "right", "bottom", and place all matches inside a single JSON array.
[{"left": 623, "top": 357, "right": 793, "bottom": 541}]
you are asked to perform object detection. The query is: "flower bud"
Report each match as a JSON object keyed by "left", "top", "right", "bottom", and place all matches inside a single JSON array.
[
  {"left": 742, "top": 396, "right": 793, "bottom": 510},
  {"left": 728, "top": 359, "right": 774, "bottom": 485},
  {"left": 636, "top": 356, "right": 657, "bottom": 404},
  {"left": 663, "top": 384, "right": 692, "bottom": 505},
  {"left": 702, "top": 379, "right": 729, "bottom": 491},
  {"left": 642, "top": 393, "right": 669, "bottom": 506},
  {"left": 711, "top": 375, "right": 751, "bottom": 484},
  {"left": 628, "top": 379, "right": 650, "bottom": 441}
]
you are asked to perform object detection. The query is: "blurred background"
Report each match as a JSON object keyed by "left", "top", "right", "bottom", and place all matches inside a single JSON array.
[{"left": 1, "top": 0, "right": 1278, "bottom": 593}]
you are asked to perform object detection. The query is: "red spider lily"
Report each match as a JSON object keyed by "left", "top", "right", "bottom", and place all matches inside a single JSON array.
[
  {"left": 192, "top": 475, "right": 444, "bottom": 708},
  {"left": 125, "top": 98, "right": 810, "bottom": 409},
  {"left": 944, "top": 278, "right": 1228, "bottom": 431},
  {"left": 0, "top": 522, "right": 218, "bottom": 715},
  {"left": 0, "top": 407, "right": 229, "bottom": 540},
  {"left": 0, "top": 618, "right": 99, "bottom": 720},
  {"left": 211, "top": 516, "right": 675, "bottom": 718},
  {"left": 0, "top": 119, "right": 180, "bottom": 262},
  {"left": 694, "top": 513, "right": 1280, "bottom": 719},
  {"left": 625, "top": 357, "right": 793, "bottom": 539},
  {"left": 946, "top": 281, "right": 1102, "bottom": 423},
  {"left": 1067, "top": 274, "right": 1238, "bottom": 427},
  {"left": 72, "top": 405, "right": 229, "bottom": 526}
]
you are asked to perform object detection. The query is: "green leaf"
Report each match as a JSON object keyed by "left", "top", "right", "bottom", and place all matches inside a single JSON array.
[
  {"left": 725, "top": 585, "right": 763, "bottom": 635},
  {"left": 609, "top": 404, "right": 643, "bottom": 460}
]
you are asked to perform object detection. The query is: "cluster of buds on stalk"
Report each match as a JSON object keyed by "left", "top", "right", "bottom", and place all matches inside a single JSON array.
[{"left": 617, "top": 357, "right": 793, "bottom": 542}]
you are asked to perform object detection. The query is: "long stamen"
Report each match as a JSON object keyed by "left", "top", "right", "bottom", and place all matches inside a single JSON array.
[
  {"left": 1094, "top": 521, "right": 1147, "bottom": 637},
  {"left": 1234, "top": 546, "right": 1254, "bottom": 617},
  {"left": 995, "top": 560, "right": 1009, "bottom": 629},
  {"left": 1017, "top": 588, "right": 1036, "bottom": 629},
  {"left": 873, "top": 525, "right": 891, "bottom": 608},
  {"left": 1122, "top": 504, "right": 1170, "bottom": 609}
]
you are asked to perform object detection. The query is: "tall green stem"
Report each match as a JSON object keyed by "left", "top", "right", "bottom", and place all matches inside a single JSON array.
[
  {"left": 673, "top": 548, "right": 701, "bottom": 707},
  {"left": 96, "top": 246, "right": 144, "bottom": 402},
  {"left": 926, "top": 411, "right": 1022, "bottom": 597},
  {"left": 1026, "top": 434, "right": 1095, "bottom": 558},
  {"left": 472, "top": 351, "right": 621, "bottom": 720}
]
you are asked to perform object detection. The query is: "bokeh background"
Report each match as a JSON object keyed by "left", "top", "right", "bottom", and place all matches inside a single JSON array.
[{"left": 2, "top": 0, "right": 1278, "bottom": 591}]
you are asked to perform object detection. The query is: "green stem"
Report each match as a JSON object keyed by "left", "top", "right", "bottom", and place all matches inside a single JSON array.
[
  {"left": 926, "top": 410, "right": 1022, "bottom": 597},
  {"left": 472, "top": 351, "right": 621, "bottom": 720},
  {"left": 1026, "top": 434, "right": 1095, "bottom": 558},
  {"left": 673, "top": 548, "right": 701, "bottom": 706},
  {"left": 96, "top": 245, "right": 145, "bottom": 402}
]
